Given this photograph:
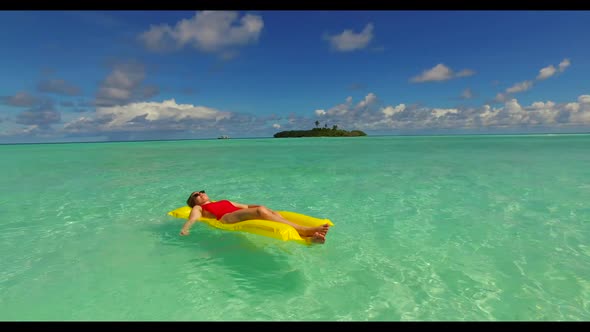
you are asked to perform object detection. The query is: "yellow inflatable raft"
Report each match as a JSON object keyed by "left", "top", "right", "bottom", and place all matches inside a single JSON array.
[{"left": 167, "top": 205, "right": 334, "bottom": 245}]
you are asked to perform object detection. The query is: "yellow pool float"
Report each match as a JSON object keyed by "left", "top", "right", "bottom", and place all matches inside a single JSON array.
[{"left": 167, "top": 205, "right": 334, "bottom": 245}]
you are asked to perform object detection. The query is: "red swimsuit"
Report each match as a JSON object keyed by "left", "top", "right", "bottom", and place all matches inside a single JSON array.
[{"left": 201, "top": 200, "right": 241, "bottom": 220}]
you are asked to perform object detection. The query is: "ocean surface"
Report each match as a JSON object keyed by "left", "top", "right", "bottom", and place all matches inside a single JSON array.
[{"left": 1, "top": 134, "right": 589, "bottom": 321}]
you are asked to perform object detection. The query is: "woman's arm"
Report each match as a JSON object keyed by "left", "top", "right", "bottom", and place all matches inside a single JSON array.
[{"left": 180, "top": 206, "right": 203, "bottom": 236}]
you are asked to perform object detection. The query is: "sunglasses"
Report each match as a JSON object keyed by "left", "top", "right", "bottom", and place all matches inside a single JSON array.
[{"left": 191, "top": 190, "right": 205, "bottom": 198}]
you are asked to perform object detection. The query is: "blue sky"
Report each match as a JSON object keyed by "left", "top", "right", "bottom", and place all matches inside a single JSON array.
[{"left": 1, "top": 10, "right": 589, "bottom": 143}]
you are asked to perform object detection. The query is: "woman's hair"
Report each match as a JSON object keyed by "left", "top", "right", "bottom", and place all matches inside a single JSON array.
[{"left": 187, "top": 192, "right": 197, "bottom": 208}]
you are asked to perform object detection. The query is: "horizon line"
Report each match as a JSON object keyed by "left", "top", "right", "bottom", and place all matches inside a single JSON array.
[{"left": 2, "top": 131, "right": 590, "bottom": 146}]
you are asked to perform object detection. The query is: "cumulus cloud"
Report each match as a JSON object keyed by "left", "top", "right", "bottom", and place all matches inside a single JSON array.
[
  {"left": 37, "top": 79, "right": 81, "bottom": 96},
  {"left": 63, "top": 99, "right": 231, "bottom": 133},
  {"left": 139, "top": 11, "right": 264, "bottom": 56},
  {"left": 382, "top": 104, "right": 405, "bottom": 117},
  {"left": 411, "top": 64, "right": 475, "bottom": 83},
  {"left": 99, "top": 99, "right": 230, "bottom": 128},
  {"left": 530, "top": 101, "right": 556, "bottom": 110},
  {"left": 412, "top": 64, "right": 451, "bottom": 82},
  {"left": 315, "top": 95, "right": 357, "bottom": 117},
  {"left": 432, "top": 108, "right": 459, "bottom": 118},
  {"left": 313, "top": 93, "right": 387, "bottom": 130},
  {"left": 5, "top": 91, "right": 590, "bottom": 141},
  {"left": 325, "top": 23, "right": 374, "bottom": 52},
  {"left": 310, "top": 92, "right": 590, "bottom": 132},
  {"left": 357, "top": 93, "right": 377, "bottom": 109}
]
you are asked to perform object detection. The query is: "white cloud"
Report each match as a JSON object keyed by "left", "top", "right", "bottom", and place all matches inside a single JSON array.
[
  {"left": 96, "top": 99, "right": 231, "bottom": 128},
  {"left": 411, "top": 64, "right": 452, "bottom": 82},
  {"left": 564, "top": 102, "right": 580, "bottom": 113},
  {"left": 411, "top": 64, "right": 475, "bottom": 83},
  {"left": 570, "top": 111, "right": 590, "bottom": 124},
  {"left": 320, "top": 96, "right": 355, "bottom": 116},
  {"left": 569, "top": 97, "right": 590, "bottom": 123},
  {"left": 506, "top": 80, "right": 533, "bottom": 94},
  {"left": 537, "top": 65, "right": 557, "bottom": 80},
  {"left": 311, "top": 93, "right": 590, "bottom": 131},
  {"left": 559, "top": 58, "right": 571, "bottom": 72},
  {"left": 357, "top": 93, "right": 377, "bottom": 108},
  {"left": 315, "top": 109, "right": 326, "bottom": 116},
  {"left": 495, "top": 58, "right": 571, "bottom": 103},
  {"left": 139, "top": 11, "right": 264, "bottom": 55},
  {"left": 480, "top": 105, "right": 500, "bottom": 126},
  {"left": 431, "top": 108, "right": 458, "bottom": 118},
  {"left": 272, "top": 123, "right": 280, "bottom": 129},
  {"left": 382, "top": 104, "right": 405, "bottom": 117},
  {"left": 530, "top": 101, "right": 556, "bottom": 109},
  {"left": 505, "top": 98, "right": 524, "bottom": 114},
  {"left": 536, "top": 58, "right": 570, "bottom": 80},
  {"left": 326, "top": 23, "right": 374, "bottom": 52}
]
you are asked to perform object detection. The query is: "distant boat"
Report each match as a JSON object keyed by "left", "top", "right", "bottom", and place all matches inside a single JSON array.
[{"left": 218, "top": 135, "right": 230, "bottom": 139}]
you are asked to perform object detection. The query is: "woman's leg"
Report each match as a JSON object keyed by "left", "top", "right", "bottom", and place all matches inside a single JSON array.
[{"left": 220, "top": 206, "right": 329, "bottom": 238}]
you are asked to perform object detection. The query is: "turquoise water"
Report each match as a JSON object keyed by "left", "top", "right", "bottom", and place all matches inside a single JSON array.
[{"left": 1, "top": 135, "right": 589, "bottom": 321}]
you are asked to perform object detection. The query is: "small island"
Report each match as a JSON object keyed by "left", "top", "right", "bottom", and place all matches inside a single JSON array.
[
  {"left": 273, "top": 122, "right": 367, "bottom": 138},
  {"left": 273, "top": 121, "right": 367, "bottom": 138},
  {"left": 274, "top": 127, "right": 367, "bottom": 138}
]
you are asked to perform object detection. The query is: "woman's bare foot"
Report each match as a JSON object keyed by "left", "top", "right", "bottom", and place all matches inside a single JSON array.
[
  {"left": 299, "top": 223, "right": 330, "bottom": 237},
  {"left": 310, "top": 232, "right": 326, "bottom": 244}
]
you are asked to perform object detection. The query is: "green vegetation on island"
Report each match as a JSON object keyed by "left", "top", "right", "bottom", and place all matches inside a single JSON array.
[{"left": 273, "top": 121, "right": 367, "bottom": 138}]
